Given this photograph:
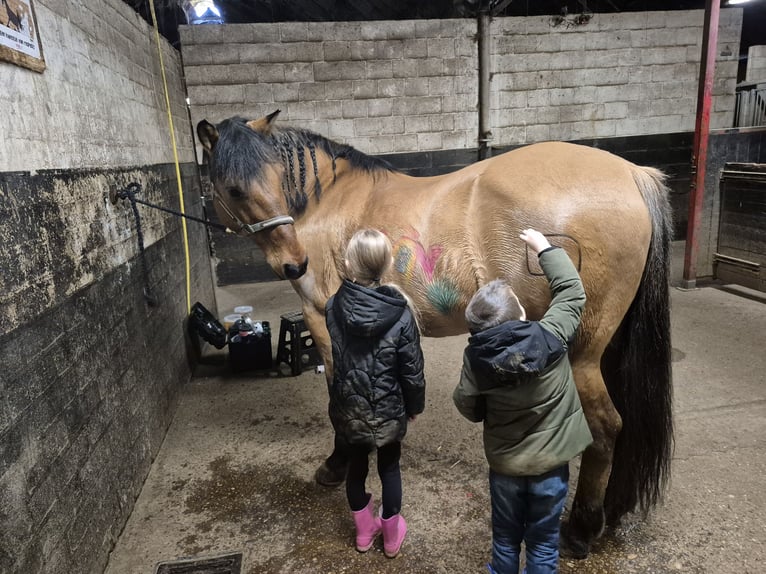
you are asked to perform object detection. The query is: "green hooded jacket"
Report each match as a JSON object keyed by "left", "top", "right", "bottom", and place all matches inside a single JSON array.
[{"left": 452, "top": 247, "right": 593, "bottom": 476}]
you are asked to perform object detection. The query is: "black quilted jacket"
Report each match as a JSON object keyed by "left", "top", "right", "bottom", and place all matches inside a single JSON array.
[{"left": 325, "top": 280, "right": 426, "bottom": 449}]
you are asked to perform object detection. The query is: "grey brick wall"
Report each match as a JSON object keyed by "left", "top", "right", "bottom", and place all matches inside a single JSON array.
[
  {"left": 1, "top": 0, "right": 193, "bottom": 171},
  {"left": 0, "top": 1, "right": 215, "bottom": 573},
  {"left": 491, "top": 10, "right": 741, "bottom": 145},
  {"left": 746, "top": 45, "right": 766, "bottom": 82},
  {"left": 181, "top": 19, "right": 478, "bottom": 156},
  {"left": 180, "top": 9, "right": 741, "bottom": 157}
]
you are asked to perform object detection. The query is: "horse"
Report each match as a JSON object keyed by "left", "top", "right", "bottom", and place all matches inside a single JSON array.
[
  {"left": 1, "top": 0, "right": 21, "bottom": 32},
  {"left": 197, "top": 111, "right": 673, "bottom": 558}
]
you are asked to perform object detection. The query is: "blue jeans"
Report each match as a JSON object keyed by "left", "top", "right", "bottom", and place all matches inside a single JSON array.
[{"left": 488, "top": 465, "right": 569, "bottom": 574}]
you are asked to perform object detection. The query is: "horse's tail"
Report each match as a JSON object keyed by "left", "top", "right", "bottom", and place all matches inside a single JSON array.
[{"left": 603, "top": 164, "right": 674, "bottom": 524}]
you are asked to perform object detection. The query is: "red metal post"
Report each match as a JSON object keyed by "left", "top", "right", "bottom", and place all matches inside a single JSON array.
[{"left": 683, "top": 0, "right": 720, "bottom": 288}]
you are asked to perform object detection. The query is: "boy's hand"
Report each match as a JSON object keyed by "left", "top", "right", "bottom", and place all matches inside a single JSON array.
[{"left": 520, "top": 228, "right": 552, "bottom": 254}]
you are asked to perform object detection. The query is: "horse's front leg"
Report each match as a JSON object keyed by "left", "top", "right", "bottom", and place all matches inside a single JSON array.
[
  {"left": 300, "top": 302, "right": 333, "bottom": 379},
  {"left": 561, "top": 358, "right": 622, "bottom": 559},
  {"left": 300, "top": 303, "right": 348, "bottom": 487}
]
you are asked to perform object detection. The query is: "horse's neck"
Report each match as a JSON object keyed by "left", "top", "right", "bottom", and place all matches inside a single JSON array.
[{"left": 298, "top": 153, "right": 366, "bottom": 211}]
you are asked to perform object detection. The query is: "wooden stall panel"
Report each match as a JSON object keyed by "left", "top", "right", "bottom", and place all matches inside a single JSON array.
[{"left": 715, "top": 163, "right": 766, "bottom": 291}]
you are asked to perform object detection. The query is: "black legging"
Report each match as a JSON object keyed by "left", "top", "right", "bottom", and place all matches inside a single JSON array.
[{"left": 346, "top": 442, "right": 402, "bottom": 519}]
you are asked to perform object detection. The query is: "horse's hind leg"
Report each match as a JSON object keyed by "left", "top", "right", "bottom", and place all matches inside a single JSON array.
[{"left": 561, "top": 357, "right": 622, "bottom": 559}]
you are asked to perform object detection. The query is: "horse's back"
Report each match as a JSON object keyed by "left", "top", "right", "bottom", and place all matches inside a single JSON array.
[
  {"left": 481, "top": 141, "right": 643, "bottom": 200},
  {"left": 459, "top": 141, "right": 654, "bottom": 323},
  {"left": 403, "top": 141, "right": 653, "bottom": 236}
]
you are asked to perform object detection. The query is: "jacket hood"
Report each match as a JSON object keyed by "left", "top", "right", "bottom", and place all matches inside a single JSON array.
[
  {"left": 331, "top": 280, "right": 407, "bottom": 337},
  {"left": 466, "top": 320, "right": 566, "bottom": 388}
]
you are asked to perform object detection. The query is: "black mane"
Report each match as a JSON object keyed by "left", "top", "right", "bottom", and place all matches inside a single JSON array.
[{"left": 210, "top": 117, "right": 398, "bottom": 214}]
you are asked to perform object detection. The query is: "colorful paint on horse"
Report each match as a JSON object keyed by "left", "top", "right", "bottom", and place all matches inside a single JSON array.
[
  {"left": 424, "top": 278, "right": 462, "bottom": 315},
  {"left": 197, "top": 112, "right": 674, "bottom": 559},
  {"left": 389, "top": 226, "right": 460, "bottom": 315}
]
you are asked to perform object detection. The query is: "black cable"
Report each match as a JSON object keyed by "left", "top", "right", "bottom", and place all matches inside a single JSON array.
[{"left": 116, "top": 185, "right": 228, "bottom": 232}]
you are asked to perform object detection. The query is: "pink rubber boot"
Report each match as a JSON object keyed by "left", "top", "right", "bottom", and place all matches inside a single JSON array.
[
  {"left": 381, "top": 513, "right": 407, "bottom": 558},
  {"left": 351, "top": 495, "right": 381, "bottom": 552}
]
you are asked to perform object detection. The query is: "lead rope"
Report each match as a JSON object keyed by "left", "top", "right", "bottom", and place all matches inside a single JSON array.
[
  {"left": 114, "top": 182, "right": 229, "bottom": 232},
  {"left": 112, "top": 177, "right": 297, "bottom": 305},
  {"left": 114, "top": 182, "right": 231, "bottom": 307}
]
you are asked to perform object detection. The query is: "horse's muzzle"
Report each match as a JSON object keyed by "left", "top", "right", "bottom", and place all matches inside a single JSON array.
[{"left": 284, "top": 257, "right": 309, "bottom": 280}]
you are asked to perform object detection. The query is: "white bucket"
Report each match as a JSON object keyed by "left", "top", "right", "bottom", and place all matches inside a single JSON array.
[{"left": 223, "top": 314, "right": 241, "bottom": 331}]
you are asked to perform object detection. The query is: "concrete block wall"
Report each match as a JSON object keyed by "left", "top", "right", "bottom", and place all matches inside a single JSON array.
[
  {"left": 746, "top": 45, "right": 766, "bottom": 82},
  {"left": 1, "top": 0, "right": 192, "bottom": 171},
  {"left": 181, "top": 20, "right": 478, "bottom": 155},
  {"left": 180, "top": 9, "right": 741, "bottom": 156},
  {"left": 0, "top": 1, "right": 215, "bottom": 573},
  {"left": 490, "top": 10, "right": 741, "bottom": 145}
]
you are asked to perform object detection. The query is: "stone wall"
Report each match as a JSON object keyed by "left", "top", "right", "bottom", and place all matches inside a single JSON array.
[
  {"left": 180, "top": 9, "right": 742, "bottom": 155},
  {"left": 0, "top": 1, "right": 215, "bottom": 573},
  {"left": 746, "top": 45, "right": 766, "bottom": 82},
  {"left": 181, "top": 19, "right": 478, "bottom": 155},
  {"left": 2, "top": 1, "right": 192, "bottom": 171},
  {"left": 490, "top": 10, "right": 740, "bottom": 144}
]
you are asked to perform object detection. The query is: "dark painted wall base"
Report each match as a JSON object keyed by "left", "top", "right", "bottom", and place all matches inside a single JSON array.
[{"left": 0, "top": 164, "right": 215, "bottom": 574}]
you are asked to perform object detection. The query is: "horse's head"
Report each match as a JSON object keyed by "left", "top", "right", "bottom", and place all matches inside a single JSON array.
[{"left": 197, "top": 111, "right": 309, "bottom": 280}]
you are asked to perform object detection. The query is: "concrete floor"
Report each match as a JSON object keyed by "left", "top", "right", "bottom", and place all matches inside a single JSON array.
[{"left": 105, "top": 245, "right": 766, "bottom": 574}]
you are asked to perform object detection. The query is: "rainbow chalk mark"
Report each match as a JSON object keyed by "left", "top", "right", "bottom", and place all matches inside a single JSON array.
[
  {"left": 391, "top": 228, "right": 459, "bottom": 315},
  {"left": 394, "top": 244, "right": 417, "bottom": 281}
]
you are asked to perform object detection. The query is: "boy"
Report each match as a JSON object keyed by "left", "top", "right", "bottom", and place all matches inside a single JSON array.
[{"left": 453, "top": 228, "right": 593, "bottom": 574}]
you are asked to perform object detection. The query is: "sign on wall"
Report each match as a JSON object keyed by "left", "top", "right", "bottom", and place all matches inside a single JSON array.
[{"left": 0, "top": 0, "right": 44, "bottom": 72}]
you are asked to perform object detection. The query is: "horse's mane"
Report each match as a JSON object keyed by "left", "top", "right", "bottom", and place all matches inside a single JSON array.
[{"left": 211, "top": 117, "right": 398, "bottom": 214}]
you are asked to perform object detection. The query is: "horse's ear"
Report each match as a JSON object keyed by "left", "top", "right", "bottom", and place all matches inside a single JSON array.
[
  {"left": 246, "top": 109, "right": 281, "bottom": 135},
  {"left": 197, "top": 120, "right": 219, "bottom": 151}
]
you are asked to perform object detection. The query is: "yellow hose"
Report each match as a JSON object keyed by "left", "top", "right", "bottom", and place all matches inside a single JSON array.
[{"left": 148, "top": 0, "right": 192, "bottom": 314}]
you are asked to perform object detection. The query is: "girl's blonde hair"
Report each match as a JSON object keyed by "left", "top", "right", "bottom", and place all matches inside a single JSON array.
[
  {"left": 345, "top": 228, "right": 422, "bottom": 329},
  {"left": 344, "top": 228, "right": 392, "bottom": 286}
]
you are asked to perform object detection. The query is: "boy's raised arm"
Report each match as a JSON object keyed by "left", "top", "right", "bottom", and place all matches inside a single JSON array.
[{"left": 520, "top": 229, "right": 586, "bottom": 345}]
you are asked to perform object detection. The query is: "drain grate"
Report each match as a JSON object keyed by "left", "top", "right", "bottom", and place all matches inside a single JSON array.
[{"left": 155, "top": 552, "right": 242, "bottom": 574}]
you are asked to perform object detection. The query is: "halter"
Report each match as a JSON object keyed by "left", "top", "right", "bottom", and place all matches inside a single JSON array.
[{"left": 214, "top": 194, "right": 294, "bottom": 235}]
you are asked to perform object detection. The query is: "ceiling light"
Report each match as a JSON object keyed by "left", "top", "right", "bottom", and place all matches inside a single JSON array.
[{"left": 184, "top": 0, "right": 224, "bottom": 24}]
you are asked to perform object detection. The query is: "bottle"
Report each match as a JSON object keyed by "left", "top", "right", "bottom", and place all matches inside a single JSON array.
[{"left": 234, "top": 305, "right": 254, "bottom": 327}]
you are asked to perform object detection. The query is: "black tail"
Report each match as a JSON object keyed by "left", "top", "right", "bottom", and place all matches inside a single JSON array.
[{"left": 603, "top": 165, "right": 674, "bottom": 524}]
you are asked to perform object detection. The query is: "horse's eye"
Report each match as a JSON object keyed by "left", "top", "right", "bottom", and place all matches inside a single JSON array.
[{"left": 227, "top": 187, "right": 243, "bottom": 199}]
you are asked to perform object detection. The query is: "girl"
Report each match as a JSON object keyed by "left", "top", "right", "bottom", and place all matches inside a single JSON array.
[{"left": 325, "top": 228, "right": 426, "bottom": 558}]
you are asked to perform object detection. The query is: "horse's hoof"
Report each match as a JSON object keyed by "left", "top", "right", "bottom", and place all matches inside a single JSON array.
[
  {"left": 560, "top": 527, "right": 590, "bottom": 560},
  {"left": 314, "top": 461, "right": 346, "bottom": 487}
]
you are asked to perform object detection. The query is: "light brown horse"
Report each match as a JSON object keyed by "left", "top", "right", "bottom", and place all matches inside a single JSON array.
[{"left": 197, "top": 111, "right": 673, "bottom": 558}]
